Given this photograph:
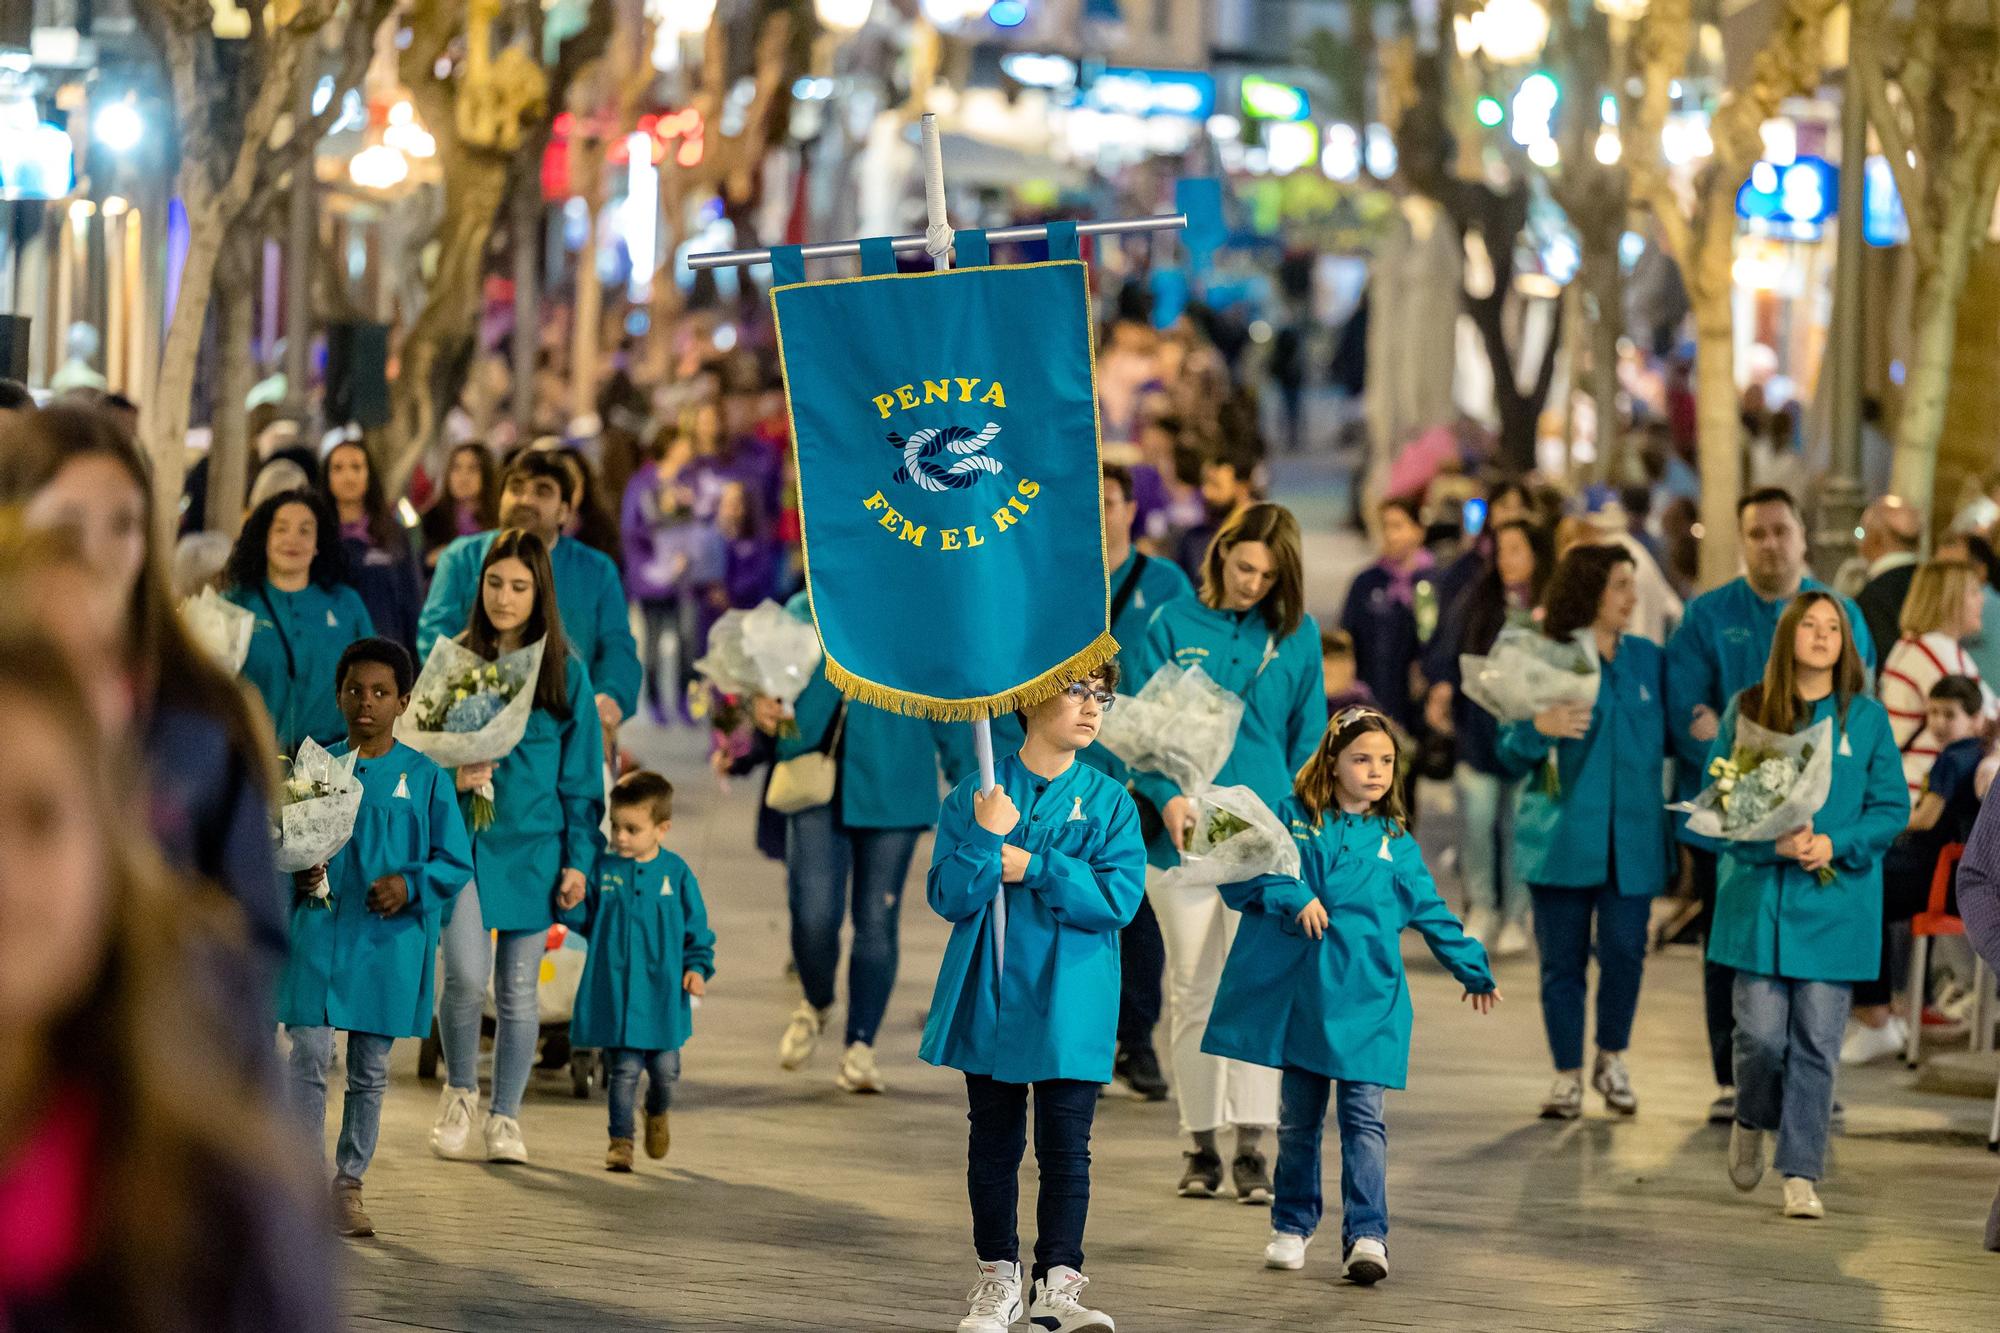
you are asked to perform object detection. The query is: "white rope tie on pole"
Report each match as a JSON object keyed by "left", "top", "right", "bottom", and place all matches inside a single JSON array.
[{"left": 920, "top": 113, "right": 953, "bottom": 265}]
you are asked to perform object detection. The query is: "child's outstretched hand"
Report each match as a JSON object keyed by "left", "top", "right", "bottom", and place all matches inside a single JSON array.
[
  {"left": 1296, "top": 898, "right": 1329, "bottom": 940},
  {"left": 683, "top": 971, "right": 706, "bottom": 996},
  {"left": 1462, "top": 989, "right": 1502, "bottom": 1015}
]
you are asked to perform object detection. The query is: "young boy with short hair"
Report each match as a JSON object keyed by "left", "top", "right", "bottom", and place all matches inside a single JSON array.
[
  {"left": 557, "top": 770, "right": 715, "bottom": 1171},
  {"left": 922, "top": 664, "right": 1147, "bottom": 1333},
  {"left": 280, "top": 637, "right": 474, "bottom": 1237}
]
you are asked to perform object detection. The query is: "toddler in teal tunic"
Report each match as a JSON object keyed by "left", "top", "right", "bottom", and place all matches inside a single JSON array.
[
  {"left": 1206, "top": 708, "right": 1497, "bottom": 1286},
  {"left": 557, "top": 771, "right": 715, "bottom": 1173},
  {"left": 279, "top": 639, "right": 472, "bottom": 1238}
]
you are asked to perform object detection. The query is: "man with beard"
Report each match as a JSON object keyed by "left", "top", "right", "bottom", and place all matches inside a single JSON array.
[{"left": 418, "top": 449, "right": 642, "bottom": 751}]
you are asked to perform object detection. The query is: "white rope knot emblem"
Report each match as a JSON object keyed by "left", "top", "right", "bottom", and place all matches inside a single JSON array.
[{"left": 887, "top": 422, "right": 1006, "bottom": 492}]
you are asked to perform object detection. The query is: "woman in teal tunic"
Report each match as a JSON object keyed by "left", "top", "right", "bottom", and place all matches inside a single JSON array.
[
  {"left": 279, "top": 638, "right": 472, "bottom": 1236},
  {"left": 428, "top": 530, "right": 605, "bottom": 1167},
  {"left": 1710, "top": 591, "right": 1907, "bottom": 1221},
  {"left": 225, "top": 489, "right": 374, "bottom": 756},
  {"left": 1205, "top": 709, "right": 1496, "bottom": 1285},
  {"left": 1125, "top": 501, "right": 1328, "bottom": 1200},
  {"left": 922, "top": 666, "right": 1145, "bottom": 1333},
  {"left": 1496, "top": 544, "right": 1673, "bottom": 1121}
]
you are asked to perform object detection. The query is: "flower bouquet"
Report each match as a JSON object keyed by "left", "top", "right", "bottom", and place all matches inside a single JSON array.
[
  {"left": 1096, "top": 662, "right": 1245, "bottom": 797},
  {"left": 395, "top": 635, "right": 546, "bottom": 830},
  {"left": 1670, "top": 715, "right": 1836, "bottom": 884},
  {"left": 692, "top": 600, "right": 823, "bottom": 740},
  {"left": 1459, "top": 624, "right": 1600, "bottom": 795},
  {"left": 179, "top": 586, "right": 254, "bottom": 675},
  {"left": 272, "top": 738, "right": 363, "bottom": 885},
  {"left": 1157, "top": 784, "right": 1301, "bottom": 892}
]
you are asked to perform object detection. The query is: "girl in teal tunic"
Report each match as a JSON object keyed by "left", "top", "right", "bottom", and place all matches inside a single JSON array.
[
  {"left": 1709, "top": 591, "right": 1907, "bottom": 1221},
  {"left": 279, "top": 639, "right": 473, "bottom": 1237},
  {"left": 1206, "top": 710, "right": 1497, "bottom": 1286},
  {"left": 921, "top": 665, "right": 1145, "bottom": 1333},
  {"left": 1125, "top": 501, "right": 1328, "bottom": 1202},
  {"left": 429, "top": 530, "right": 605, "bottom": 1168},
  {"left": 557, "top": 771, "right": 715, "bottom": 1173},
  {"left": 225, "top": 489, "right": 374, "bottom": 756},
  {"left": 1496, "top": 545, "right": 1672, "bottom": 1121}
]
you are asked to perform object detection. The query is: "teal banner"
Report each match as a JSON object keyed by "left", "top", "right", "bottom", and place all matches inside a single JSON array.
[{"left": 771, "top": 249, "right": 1111, "bottom": 719}]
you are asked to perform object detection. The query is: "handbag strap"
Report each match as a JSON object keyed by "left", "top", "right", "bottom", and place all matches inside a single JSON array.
[
  {"left": 1109, "top": 554, "right": 1149, "bottom": 626},
  {"left": 822, "top": 702, "right": 848, "bottom": 757},
  {"left": 256, "top": 586, "right": 299, "bottom": 680}
]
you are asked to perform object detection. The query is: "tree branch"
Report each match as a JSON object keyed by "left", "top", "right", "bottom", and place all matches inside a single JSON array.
[
  {"left": 1854, "top": 1, "right": 1934, "bottom": 265},
  {"left": 1623, "top": 0, "right": 1695, "bottom": 264}
]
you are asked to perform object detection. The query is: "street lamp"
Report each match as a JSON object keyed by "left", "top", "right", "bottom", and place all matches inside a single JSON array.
[
  {"left": 93, "top": 99, "right": 144, "bottom": 155},
  {"left": 919, "top": 0, "right": 994, "bottom": 27},
  {"left": 1456, "top": 0, "right": 1550, "bottom": 66},
  {"left": 349, "top": 143, "right": 409, "bottom": 190},
  {"left": 646, "top": 0, "right": 717, "bottom": 37},
  {"left": 814, "top": 0, "right": 873, "bottom": 32},
  {"left": 1595, "top": 0, "right": 1650, "bottom": 18}
]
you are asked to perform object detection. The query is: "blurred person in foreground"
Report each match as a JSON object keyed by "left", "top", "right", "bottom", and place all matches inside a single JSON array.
[{"left": 0, "top": 621, "right": 338, "bottom": 1331}]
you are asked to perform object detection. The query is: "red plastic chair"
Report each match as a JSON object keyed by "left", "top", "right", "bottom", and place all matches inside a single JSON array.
[{"left": 1905, "top": 843, "right": 1966, "bottom": 1068}]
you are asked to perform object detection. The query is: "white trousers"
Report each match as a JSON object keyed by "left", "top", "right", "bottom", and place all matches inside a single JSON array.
[{"left": 1147, "top": 872, "right": 1280, "bottom": 1134}]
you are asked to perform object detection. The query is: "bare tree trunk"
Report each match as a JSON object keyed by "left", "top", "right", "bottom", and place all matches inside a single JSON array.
[
  {"left": 1691, "top": 201, "right": 1742, "bottom": 590},
  {"left": 1585, "top": 248, "right": 1625, "bottom": 484},
  {"left": 141, "top": 199, "right": 225, "bottom": 546},
  {"left": 570, "top": 201, "right": 603, "bottom": 426},
  {"left": 207, "top": 225, "right": 259, "bottom": 535}
]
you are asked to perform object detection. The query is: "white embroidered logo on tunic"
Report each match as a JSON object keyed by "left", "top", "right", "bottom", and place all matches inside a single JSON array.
[
  {"left": 325, "top": 609, "right": 338, "bottom": 628},
  {"left": 1839, "top": 733, "right": 1853, "bottom": 757},
  {"left": 1640, "top": 684, "right": 1651, "bottom": 702},
  {"left": 1068, "top": 796, "right": 1085, "bottom": 822},
  {"left": 1378, "top": 836, "right": 1393, "bottom": 861},
  {"left": 393, "top": 774, "right": 411, "bottom": 800}
]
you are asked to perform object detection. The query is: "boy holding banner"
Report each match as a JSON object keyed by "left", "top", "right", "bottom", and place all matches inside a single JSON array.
[{"left": 921, "top": 665, "right": 1146, "bottom": 1333}]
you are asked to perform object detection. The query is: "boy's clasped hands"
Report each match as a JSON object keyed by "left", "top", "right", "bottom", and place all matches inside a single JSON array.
[{"left": 1292, "top": 896, "right": 1502, "bottom": 1014}]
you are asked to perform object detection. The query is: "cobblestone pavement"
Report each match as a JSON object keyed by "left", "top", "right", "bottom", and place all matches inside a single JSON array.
[{"left": 337, "top": 470, "right": 2000, "bottom": 1329}]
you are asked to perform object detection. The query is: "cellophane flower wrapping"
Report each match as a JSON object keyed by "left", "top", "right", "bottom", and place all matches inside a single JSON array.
[
  {"left": 1458, "top": 624, "right": 1601, "bottom": 724},
  {"left": 1671, "top": 715, "right": 1835, "bottom": 845},
  {"left": 693, "top": 600, "right": 823, "bottom": 743},
  {"left": 179, "top": 587, "right": 254, "bottom": 675},
  {"left": 273, "top": 738, "right": 363, "bottom": 875},
  {"left": 1096, "top": 663, "right": 1245, "bottom": 797},
  {"left": 1157, "top": 784, "right": 1301, "bottom": 892},
  {"left": 394, "top": 636, "right": 545, "bottom": 827}
]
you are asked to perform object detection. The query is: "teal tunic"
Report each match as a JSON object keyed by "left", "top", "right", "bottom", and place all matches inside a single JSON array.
[
  {"left": 558, "top": 851, "right": 715, "bottom": 1052},
  {"left": 1706, "top": 693, "right": 1909, "bottom": 983},
  {"left": 418, "top": 531, "right": 643, "bottom": 720},
  {"left": 1203, "top": 803, "right": 1494, "bottom": 1089},
  {"left": 1127, "top": 600, "right": 1328, "bottom": 868},
  {"left": 275, "top": 742, "right": 472, "bottom": 1038},
  {"left": 1495, "top": 634, "right": 1674, "bottom": 897},
  {"left": 1665, "top": 577, "right": 1876, "bottom": 815},
  {"left": 775, "top": 593, "right": 974, "bottom": 829},
  {"left": 463, "top": 653, "right": 606, "bottom": 933},
  {"left": 228, "top": 580, "right": 374, "bottom": 756},
  {"left": 920, "top": 754, "right": 1147, "bottom": 1085},
  {"left": 1082, "top": 550, "right": 1194, "bottom": 783}
]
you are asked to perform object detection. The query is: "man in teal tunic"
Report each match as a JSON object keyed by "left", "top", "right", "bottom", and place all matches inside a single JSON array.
[
  {"left": 279, "top": 639, "right": 473, "bottom": 1238},
  {"left": 417, "top": 450, "right": 641, "bottom": 751},
  {"left": 1664, "top": 487, "right": 1875, "bottom": 1123}
]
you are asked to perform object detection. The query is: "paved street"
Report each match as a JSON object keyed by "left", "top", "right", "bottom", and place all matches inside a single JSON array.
[{"left": 336, "top": 726, "right": 2000, "bottom": 1332}]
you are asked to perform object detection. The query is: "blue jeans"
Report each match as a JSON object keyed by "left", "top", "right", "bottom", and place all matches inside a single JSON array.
[
  {"left": 286, "top": 1027, "right": 394, "bottom": 1183},
  {"left": 965, "top": 1074, "right": 1098, "bottom": 1281},
  {"left": 1455, "top": 765, "right": 1529, "bottom": 923},
  {"left": 1529, "top": 882, "right": 1651, "bottom": 1072},
  {"left": 438, "top": 881, "right": 543, "bottom": 1119},
  {"left": 785, "top": 806, "right": 920, "bottom": 1047},
  {"left": 1272, "top": 1069, "right": 1388, "bottom": 1251},
  {"left": 1732, "top": 973, "right": 1849, "bottom": 1182},
  {"left": 607, "top": 1048, "right": 680, "bottom": 1139}
]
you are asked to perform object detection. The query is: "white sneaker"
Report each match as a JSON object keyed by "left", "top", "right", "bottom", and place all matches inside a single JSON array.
[
  {"left": 958, "top": 1259, "right": 1024, "bottom": 1333},
  {"left": 1839, "top": 1016, "right": 1907, "bottom": 1066},
  {"left": 778, "top": 1000, "right": 828, "bottom": 1070},
  {"left": 1263, "top": 1231, "right": 1310, "bottom": 1270},
  {"left": 1494, "top": 920, "right": 1532, "bottom": 958},
  {"left": 1342, "top": 1237, "right": 1388, "bottom": 1285},
  {"left": 1026, "top": 1266, "right": 1112, "bottom": 1333},
  {"left": 483, "top": 1113, "right": 528, "bottom": 1164},
  {"left": 1539, "top": 1075, "right": 1583, "bottom": 1120},
  {"left": 1591, "top": 1051, "right": 1638, "bottom": 1116},
  {"left": 1461, "top": 907, "right": 1495, "bottom": 944},
  {"left": 1782, "top": 1176, "right": 1825, "bottom": 1219},
  {"left": 835, "top": 1041, "right": 886, "bottom": 1094},
  {"left": 1728, "top": 1122, "right": 1766, "bottom": 1192},
  {"left": 429, "top": 1085, "right": 481, "bottom": 1160}
]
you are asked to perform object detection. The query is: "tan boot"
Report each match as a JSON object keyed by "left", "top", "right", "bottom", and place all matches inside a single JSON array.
[
  {"left": 605, "top": 1137, "right": 635, "bottom": 1172},
  {"left": 645, "top": 1111, "right": 671, "bottom": 1160},
  {"left": 332, "top": 1178, "right": 374, "bottom": 1237}
]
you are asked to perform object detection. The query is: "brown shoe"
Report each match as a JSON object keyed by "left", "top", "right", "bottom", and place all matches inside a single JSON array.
[
  {"left": 645, "top": 1111, "right": 670, "bottom": 1160},
  {"left": 606, "top": 1137, "right": 635, "bottom": 1172},
  {"left": 332, "top": 1178, "right": 374, "bottom": 1237}
]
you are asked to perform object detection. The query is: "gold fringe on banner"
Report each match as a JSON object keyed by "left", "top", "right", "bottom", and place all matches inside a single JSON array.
[{"left": 821, "top": 631, "right": 1121, "bottom": 723}]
